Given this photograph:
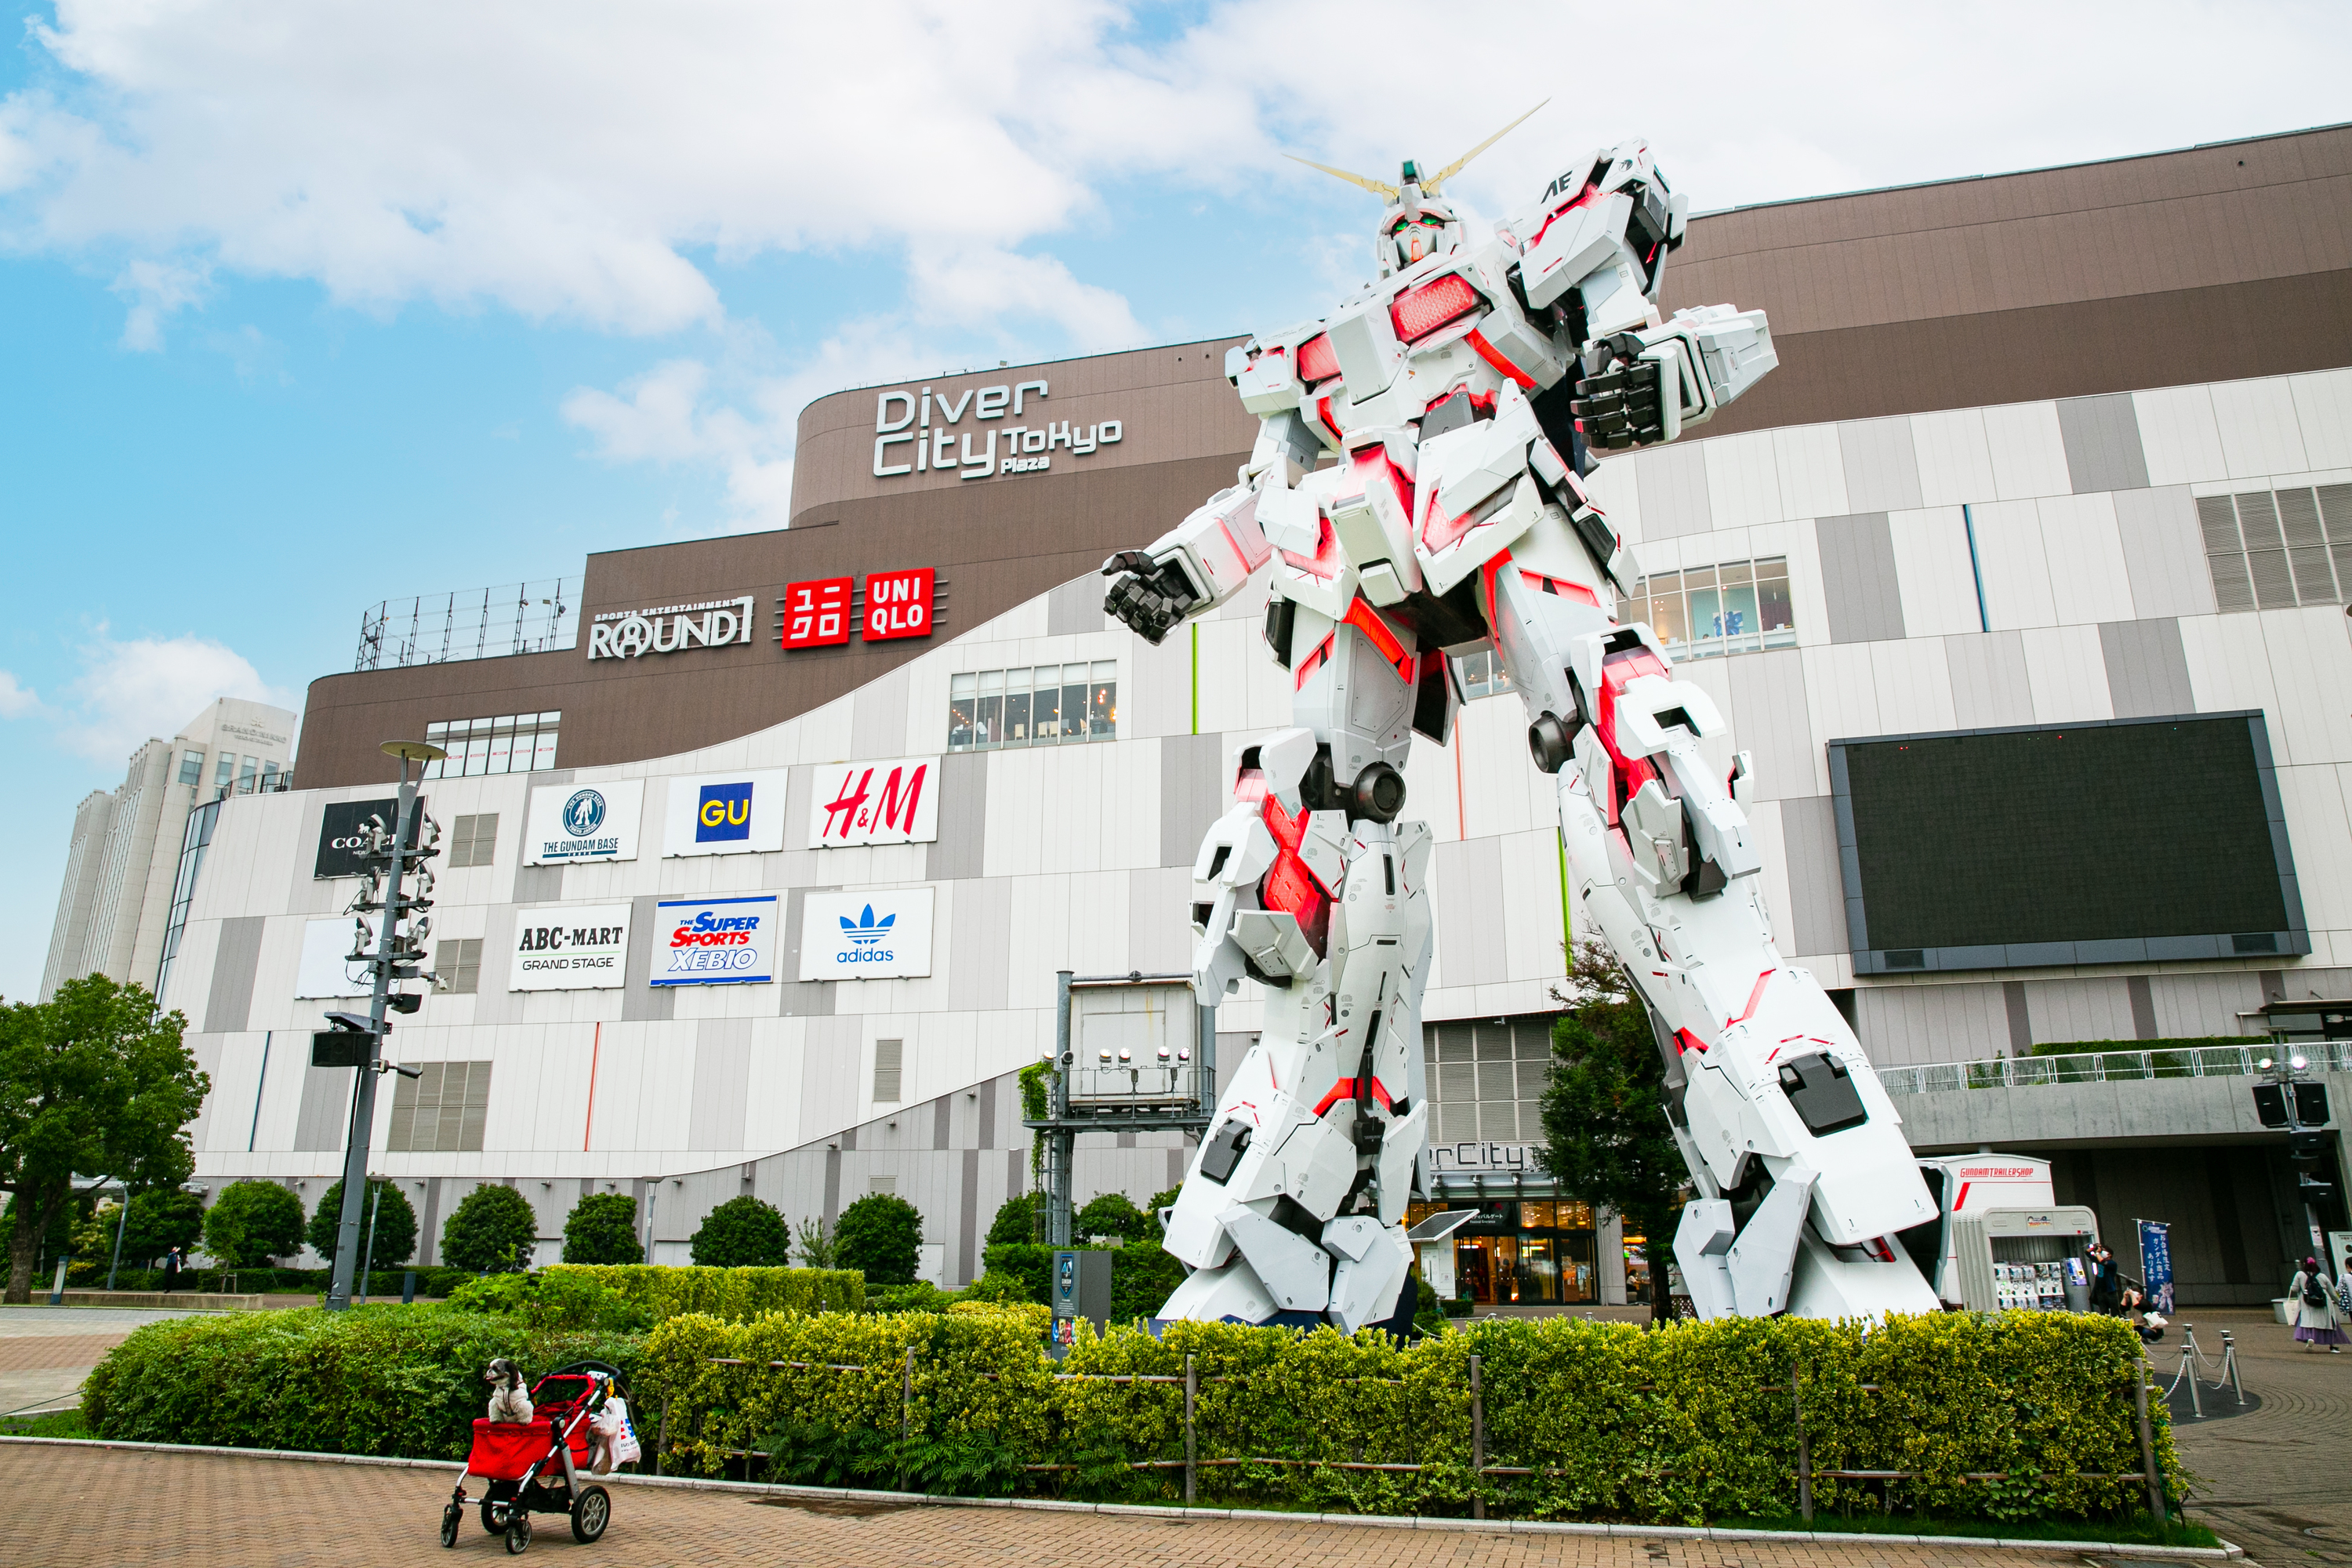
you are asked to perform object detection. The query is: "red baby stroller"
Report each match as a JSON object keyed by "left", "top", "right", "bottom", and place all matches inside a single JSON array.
[{"left": 441, "top": 1361, "right": 623, "bottom": 1554}]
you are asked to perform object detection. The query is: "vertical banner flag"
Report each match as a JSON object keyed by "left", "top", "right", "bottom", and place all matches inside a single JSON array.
[
  {"left": 2136, "top": 1218, "right": 2174, "bottom": 1315},
  {"left": 808, "top": 757, "right": 940, "bottom": 848}
]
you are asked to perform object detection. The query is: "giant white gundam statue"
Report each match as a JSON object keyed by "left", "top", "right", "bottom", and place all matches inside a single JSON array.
[{"left": 1106, "top": 111, "right": 1942, "bottom": 1332}]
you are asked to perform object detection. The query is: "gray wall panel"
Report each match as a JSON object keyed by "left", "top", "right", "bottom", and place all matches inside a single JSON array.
[
  {"left": 1837, "top": 418, "right": 1925, "bottom": 513},
  {"left": 468, "top": 905, "right": 521, "bottom": 1025},
  {"left": 2056, "top": 393, "right": 2151, "bottom": 493},
  {"left": 946, "top": 878, "right": 1013, "bottom": 1014},
  {"left": 1814, "top": 512, "right": 1907, "bottom": 644},
  {"left": 2097, "top": 619, "right": 2194, "bottom": 718},
  {"left": 1632, "top": 441, "right": 1712, "bottom": 539},
  {"left": 782, "top": 764, "right": 816, "bottom": 855},
  {"left": 1944, "top": 632, "right": 2036, "bottom": 729},
  {"left": 621, "top": 895, "right": 677, "bottom": 1022},
  {"left": 1432, "top": 837, "right": 1507, "bottom": 987},
  {"left": 848, "top": 664, "right": 911, "bottom": 760},
  {"left": 957, "top": 1147, "right": 982, "bottom": 1283},
  {"left": 776, "top": 884, "right": 839, "bottom": 1018},
  {"left": 688, "top": 1018, "right": 753, "bottom": 1151},
  {"left": 1127, "top": 866, "right": 1192, "bottom": 975},
  {"left": 924, "top": 751, "right": 989, "bottom": 882},
  {"left": 509, "top": 864, "right": 564, "bottom": 903},
  {"left": 2004, "top": 981, "right": 2032, "bottom": 1054},
  {"left": 1045, "top": 573, "right": 1105, "bottom": 637},
  {"left": 293, "top": 1063, "right": 355, "bottom": 1152},
  {"left": 202, "top": 915, "right": 267, "bottom": 1034},
  {"left": 800, "top": 1016, "right": 863, "bottom": 1152},
  {"left": 1779, "top": 795, "right": 1846, "bottom": 959},
  {"left": 2113, "top": 486, "right": 2218, "bottom": 619},
  {"left": 1158, "top": 731, "right": 1226, "bottom": 868},
  {"left": 1724, "top": 648, "right": 1816, "bottom": 801}
]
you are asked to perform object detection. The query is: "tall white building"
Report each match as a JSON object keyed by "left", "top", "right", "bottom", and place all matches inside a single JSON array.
[{"left": 41, "top": 697, "right": 298, "bottom": 1002}]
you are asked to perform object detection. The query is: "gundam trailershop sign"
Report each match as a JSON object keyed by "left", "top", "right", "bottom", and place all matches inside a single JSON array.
[
  {"left": 653, "top": 896, "right": 779, "bottom": 985},
  {"left": 509, "top": 904, "right": 632, "bottom": 991},
  {"left": 799, "top": 889, "right": 935, "bottom": 980},
  {"left": 662, "top": 769, "right": 790, "bottom": 857},
  {"left": 808, "top": 757, "right": 938, "bottom": 848},
  {"left": 587, "top": 594, "right": 757, "bottom": 660},
  {"left": 869, "top": 379, "right": 1126, "bottom": 480},
  {"left": 524, "top": 780, "right": 644, "bottom": 865}
]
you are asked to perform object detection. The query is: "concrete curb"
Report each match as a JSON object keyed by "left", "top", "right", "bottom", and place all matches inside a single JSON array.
[{"left": 0, "top": 1436, "right": 2242, "bottom": 1557}]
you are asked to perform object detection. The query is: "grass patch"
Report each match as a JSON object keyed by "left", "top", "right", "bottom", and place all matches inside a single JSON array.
[
  {"left": 1717, "top": 1512, "right": 2219, "bottom": 1548},
  {"left": 0, "top": 1407, "right": 93, "bottom": 1440}
]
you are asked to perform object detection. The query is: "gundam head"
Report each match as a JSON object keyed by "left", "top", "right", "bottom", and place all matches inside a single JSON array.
[{"left": 1284, "top": 102, "right": 1546, "bottom": 278}]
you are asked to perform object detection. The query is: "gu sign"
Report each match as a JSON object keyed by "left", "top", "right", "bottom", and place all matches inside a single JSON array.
[
  {"left": 588, "top": 595, "right": 757, "bottom": 660},
  {"left": 808, "top": 757, "right": 938, "bottom": 848},
  {"left": 869, "top": 379, "right": 1126, "bottom": 481}
]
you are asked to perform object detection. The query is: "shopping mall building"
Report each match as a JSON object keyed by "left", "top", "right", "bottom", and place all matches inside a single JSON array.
[{"left": 146, "top": 125, "right": 2352, "bottom": 1307}]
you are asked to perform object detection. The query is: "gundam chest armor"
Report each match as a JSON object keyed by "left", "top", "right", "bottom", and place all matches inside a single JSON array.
[{"left": 1106, "top": 115, "right": 1942, "bottom": 1333}]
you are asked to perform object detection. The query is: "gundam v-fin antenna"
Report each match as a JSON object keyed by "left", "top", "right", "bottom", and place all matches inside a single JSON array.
[
  {"left": 1283, "top": 153, "right": 1398, "bottom": 200},
  {"left": 1282, "top": 101, "right": 1549, "bottom": 203}
]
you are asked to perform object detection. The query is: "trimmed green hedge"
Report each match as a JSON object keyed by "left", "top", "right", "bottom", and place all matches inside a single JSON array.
[
  {"left": 547, "top": 1263, "right": 863, "bottom": 1321},
  {"left": 644, "top": 1308, "right": 2181, "bottom": 1525},
  {"left": 82, "top": 1308, "right": 644, "bottom": 1460}
]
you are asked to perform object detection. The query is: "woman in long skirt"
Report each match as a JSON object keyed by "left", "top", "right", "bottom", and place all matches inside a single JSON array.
[{"left": 2288, "top": 1257, "right": 2347, "bottom": 1352}]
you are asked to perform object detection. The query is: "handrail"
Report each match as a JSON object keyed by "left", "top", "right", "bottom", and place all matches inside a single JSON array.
[{"left": 1881, "top": 1040, "right": 2352, "bottom": 1096}]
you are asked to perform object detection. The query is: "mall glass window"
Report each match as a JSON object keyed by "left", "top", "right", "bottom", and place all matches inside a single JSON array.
[
  {"left": 2198, "top": 485, "right": 2350, "bottom": 612},
  {"left": 213, "top": 751, "right": 236, "bottom": 793},
  {"left": 448, "top": 813, "right": 499, "bottom": 869},
  {"left": 387, "top": 1061, "right": 491, "bottom": 1153},
  {"left": 152, "top": 797, "right": 221, "bottom": 1004},
  {"left": 948, "top": 662, "right": 1116, "bottom": 751},
  {"left": 238, "top": 755, "right": 260, "bottom": 793},
  {"left": 177, "top": 750, "right": 205, "bottom": 787},
  {"left": 1405, "top": 1199, "right": 1601, "bottom": 1307},
  {"left": 421, "top": 712, "right": 561, "bottom": 778},
  {"left": 1618, "top": 555, "right": 1795, "bottom": 660},
  {"left": 1454, "top": 647, "right": 1513, "bottom": 700},
  {"left": 433, "top": 938, "right": 485, "bottom": 995}
]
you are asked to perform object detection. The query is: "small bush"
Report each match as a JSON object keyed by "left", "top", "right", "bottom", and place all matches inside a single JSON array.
[
  {"left": 985, "top": 1192, "right": 1041, "bottom": 1247},
  {"left": 201, "top": 1181, "right": 306, "bottom": 1268},
  {"left": 305, "top": 1178, "right": 418, "bottom": 1267},
  {"left": 1074, "top": 1192, "right": 1149, "bottom": 1243},
  {"left": 867, "top": 1281, "right": 957, "bottom": 1315},
  {"left": 444, "top": 1270, "right": 650, "bottom": 1333},
  {"left": 689, "top": 1196, "right": 791, "bottom": 1268},
  {"left": 548, "top": 1264, "right": 863, "bottom": 1322},
  {"left": 441, "top": 1185, "right": 539, "bottom": 1274},
  {"left": 835, "top": 1194, "right": 920, "bottom": 1285},
  {"left": 562, "top": 1193, "right": 643, "bottom": 1265}
]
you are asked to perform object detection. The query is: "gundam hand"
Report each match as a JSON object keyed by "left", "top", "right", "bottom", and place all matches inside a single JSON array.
[
  {"left": 1570, "top": 332, "right": 1668, "bottom": 452},
  {"left": 1102, "top": 549, "right": 1202, "bottom": 645}
]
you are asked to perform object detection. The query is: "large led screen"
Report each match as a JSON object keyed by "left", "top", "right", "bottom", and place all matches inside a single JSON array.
[{"left": 1830, "top": 712, "right": 2307, "bottom": 975}]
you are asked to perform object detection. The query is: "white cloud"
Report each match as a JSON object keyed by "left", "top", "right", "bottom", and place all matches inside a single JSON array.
[
  {"left": 56, "top": 634, "right": 295, "bottom": 765},
  {"left": 110, "top": 257, "right": 209, "bottom": 350},
  {"left": 0, "top": 671, "right": 41, "bottom": 720}
]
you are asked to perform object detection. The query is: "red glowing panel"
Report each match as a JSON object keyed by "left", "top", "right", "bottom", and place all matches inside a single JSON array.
[
  {"left": 781, "top": 577, "right": 852, "bottom": 649},
  {"left": 862, "top": 568, "right": 935, "bottom": 641},
  {"left": 1296, "top": 334, "right": 1339, "bottom": 384},
  {"left": 1389, "top": 273, "right": 1481, "bottom": 343}
]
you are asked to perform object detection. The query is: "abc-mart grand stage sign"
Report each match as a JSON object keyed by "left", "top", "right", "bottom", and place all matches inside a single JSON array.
[{"left": 870, "top": 378, "right": 1124, "bottom": 481}]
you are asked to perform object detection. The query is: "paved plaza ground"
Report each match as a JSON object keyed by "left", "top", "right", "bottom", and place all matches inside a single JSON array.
[{"left": 0, "top": 1300, "right": 2342, "bottom": 1568}]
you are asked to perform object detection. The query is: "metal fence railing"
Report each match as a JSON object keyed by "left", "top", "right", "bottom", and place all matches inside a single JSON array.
[
  {"left": 1881, "top": 1040, "right": 2352, "bottom": 1096},
  {"left": 355, "top": 578, "right": 580, "bottom": 670}
]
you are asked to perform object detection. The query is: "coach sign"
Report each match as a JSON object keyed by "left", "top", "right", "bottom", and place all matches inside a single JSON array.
[{"left": 315, "top": 797, "right": 421, "bottom": 880}]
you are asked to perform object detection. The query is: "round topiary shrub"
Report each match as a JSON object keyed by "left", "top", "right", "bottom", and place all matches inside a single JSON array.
[
  {"left": 688, "top": 1195, "right": 791, "bottom": 1267},
  {"left": 440, "top": 1183, "right": 540, "bottom": 1273},
  {"left": 201, "top": 1180, "right": 307, "bottom": 1269},
  {"left": 562, "top": 1192, "right": 644, "bottom": 1265},
  {"left": 304, "top": 1178, "right": 418, "bottom": 1266},
  {"left": 834, "top": 1192, "right": 921, "bottom": 1285}
]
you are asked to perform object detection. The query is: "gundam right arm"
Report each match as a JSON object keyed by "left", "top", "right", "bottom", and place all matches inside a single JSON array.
[{"left": 1101, "top": 417, "right": 1301, "bottom": 644}]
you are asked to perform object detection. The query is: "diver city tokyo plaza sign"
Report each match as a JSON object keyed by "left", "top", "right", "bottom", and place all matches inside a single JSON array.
[
  {"left": 509, "top": 904, "right": 632, "bottom": 991},
  {"left": 524, "top": 779, "right": 645, "bottom": 865},
  {"left": 799, "top": 889, "right": 935, "bottom": 980},
  {"left": 808, "top": 757, "right": 939, "bottom": 848},
  {"left": 870, "top": 379, "right": 1125, "bottom": 481},
  {"left": 662, "top": 769, "right": 790, "bottom": 857},
  {"left": 654, "top": 895, "right": 780, "bottom": 986}
]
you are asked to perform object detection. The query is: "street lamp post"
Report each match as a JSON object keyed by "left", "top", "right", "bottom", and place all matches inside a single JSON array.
[
  {"left": 2253, "top": 1048, "right": 2337, "bottom": 1276},
  {"left": 325, "top": 740, "right": 444, "bottom": 1312}
]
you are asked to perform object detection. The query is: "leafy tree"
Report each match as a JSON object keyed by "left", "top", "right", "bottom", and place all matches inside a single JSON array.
[
  {"left": 985, "top": 1192, "right": 1041, "bottom": 1247},
  {"left": 835, "top": 1193, "right": 921, "bottom": 1285},
  {"left": 689, "top": 1195, "right": 791, "bottom": 1267},
  {"left": 1540, "top": 940, "right": 1686, "bottom": 1325},
  {"left": 202, "top": 1180, "right": 307, "bottom": 1269},
  {"left": 793, "top": 1214, "right": 839, "bottom": 1269},
  {"left": 118, "top": 1189, "right": 206, "bottom": 1265},
  {"left": 1074, "top": 1192, "right": 1149, "bottom": 1244},
  {"left": 305, "top": 1178, "right": 418, "bottom": 1267},
  {"left": 1146, "top": 1187, "right": 1181, "bottom": 1233},
  {"left": 561, "top": 1192, "right": 643, "bottom": 1265},
  {"left": 0, "top": 975, "right": 209, "bottom": 1302},
  {"left": 441, "top": 1183, "right": 540, "bottom": 1273}
]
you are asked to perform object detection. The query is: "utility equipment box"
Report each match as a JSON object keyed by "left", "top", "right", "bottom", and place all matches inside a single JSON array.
[
  {"left": 1051, "top": 1249, "right": 1112, "bottom": 1340},
  {"left": 1950, "top": 1206, "right": 2100, "bottom": 1313}
]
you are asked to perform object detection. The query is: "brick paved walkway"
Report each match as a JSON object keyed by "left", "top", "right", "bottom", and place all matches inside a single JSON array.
[
  {"left": 2163, "top": 1308, "right": 2352, "bottom": 1567},
  {"left": 0, "top": 1443, "right": 2132, "bottom": 1568}
]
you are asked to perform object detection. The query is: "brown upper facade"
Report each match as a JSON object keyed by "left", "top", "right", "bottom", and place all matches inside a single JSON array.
[{"left": 296, "top": 125, "right": 2352, "bottom": 789}]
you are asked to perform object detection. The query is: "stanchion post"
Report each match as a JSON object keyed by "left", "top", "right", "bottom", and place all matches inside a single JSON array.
[
  {"left": 2221, "top": 1330, "right": 2244, "bottom": 1405},
  {"left": 902, "top": 1344, "right": 916, "bottom": 1444},
  {"left": 1791, "top": 1370, "right": 1814, "bottom": 1524},
  {"left": 2133, "top": 1358, "right": 2165, "bottom": 1526},
  {"left": 1469, "top": 1352, "right": 1485, "bottom": 1521},
  {"left": 1184, "top": 1353, "right": 1197, "bottom": 1505},
  {"left": 2178, "top": 1330, "right": 2201, "bottom": 1419}
]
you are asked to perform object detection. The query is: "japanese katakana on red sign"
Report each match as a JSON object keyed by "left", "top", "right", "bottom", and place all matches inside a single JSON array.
[
  {"left": 863, "top": 568, "right": 935, "bottom": 642},
  {"left": 780, "top": 577, "right": 852, "bottom": 648}
]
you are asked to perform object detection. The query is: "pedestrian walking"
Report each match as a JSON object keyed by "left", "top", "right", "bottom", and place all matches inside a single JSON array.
[
  {"left": 2288, "top": 1256, "right": 2346, "bottom": 1352},
  {"left": 162, "top": 1246, "right": 182, "bottom": 1294}
]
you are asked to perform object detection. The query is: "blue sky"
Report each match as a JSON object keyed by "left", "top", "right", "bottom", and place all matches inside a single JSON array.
[{"left": 4, "top": 0, "right": 2349, "bottom": 1001}]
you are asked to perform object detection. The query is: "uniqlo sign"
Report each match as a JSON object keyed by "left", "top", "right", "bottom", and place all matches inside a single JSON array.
[
  {"left": 781, "top": 577, "right": 852, "bottom": 648},
  {"left": 863, "top": 569, "right": 935, "bottom": 641}
]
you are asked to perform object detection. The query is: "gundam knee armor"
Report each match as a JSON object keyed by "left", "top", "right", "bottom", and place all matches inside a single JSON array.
[{"left": 1111, "top": 114, "right": 1936, "bottom": 1327}]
